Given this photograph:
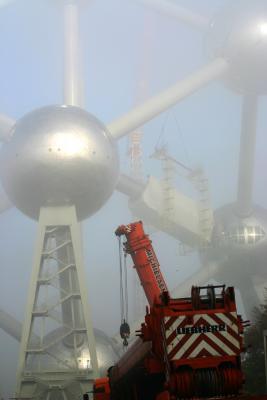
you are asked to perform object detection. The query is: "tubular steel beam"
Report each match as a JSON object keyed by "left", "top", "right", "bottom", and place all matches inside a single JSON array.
[
  {"left": 137, "top": 0, "right": 209, "bottom": 31},
  {"left": 108, "top": 58, "right": 229, "bottom": 140},
  {"left": 0, "top": 114, "right": 14, "bottom": 142},
  {"left": 63, "top": 2, "right": 84, "bottom": 107},
  {"left": 0, "top": 309, "right": 22, "bottom": 341},
  {"left": 116, "top": 173, "right": 145, "bottom": 199},
  {"left": 0, "top": 185, "right": 12, "bottom": 214},
  {"left": 236, "top": 95, "right": 258, "bottom": 217}
]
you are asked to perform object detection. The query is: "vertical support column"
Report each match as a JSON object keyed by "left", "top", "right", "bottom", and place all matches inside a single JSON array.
[
  {"left": 64, "top": 1, "right": 84, "bottom": 107},
  {"left": 236, "top": 95, "right": 258, "bottom": 217},
  {"left": 16, "top": 206, "right": 99, "bottom": 400}
]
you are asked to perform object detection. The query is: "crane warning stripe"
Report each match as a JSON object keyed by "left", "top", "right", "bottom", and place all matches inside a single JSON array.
[
  {"left": 164, "top": 312, "right": 240, "bottom": 360},
  {"left": 204, "top": 314, "right": 240, "bottom": 348},
  {"left": 166, "top": 316, "right": 191, "bottom": 346},
  {"left": 181, "top": 329, "right": 235, "bottom": 359},
  {"left": 189, "top": 339, "right": 222, "bottom": 358},
  {"left": 215, "top": 313, "right": 238, "bottom": 334},
  {"left": 183, "top": 334, "right": 224, "bottom": 358},
  {"left": 168, "top": 318, "right": 234, "bottom": 360},
  {"left": 165, "top": 316, "right": 178, "bottom": 331}
]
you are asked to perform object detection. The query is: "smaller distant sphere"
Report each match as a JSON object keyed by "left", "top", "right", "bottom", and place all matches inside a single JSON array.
[
  {"left": 0, "top": 105, "right": 119, "bottom": 220},
  {"left": 28, "top": 327, "right": 119, "bottom": 377},
  {"left": 207, "top": 0, "right": 267, "bottom": 94},
  {"left": 211, "top": 204, "right": 267, "bottom": 259}
]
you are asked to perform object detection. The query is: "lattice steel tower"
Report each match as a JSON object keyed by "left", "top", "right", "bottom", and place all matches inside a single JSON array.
[{"left": 16, "top": 207, "right": 99, "bottom": 399}]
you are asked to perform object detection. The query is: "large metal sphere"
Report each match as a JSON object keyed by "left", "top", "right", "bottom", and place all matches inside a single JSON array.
[
  {"left": 27, "top": 327, "right": 119, "bottom": 393},
  {"left": 210, "top": 204, "right": 267, "bottom": 262},
  {"left": 207, "top": 0, "right": 267, "bottom": 94},
  {"left": 0, "top": 105, "right": 119, "bottom": 220},
  {"left": 200, "top": 204, "right": 267, "bottom": 315},
  {"left": 74, "top": 328, "right": 120, "bottom": 375}
]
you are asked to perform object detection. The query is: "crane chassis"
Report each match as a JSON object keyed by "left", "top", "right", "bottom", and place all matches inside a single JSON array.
[{"left": 85, "top": 221, "right": 267, "bottom": 400}]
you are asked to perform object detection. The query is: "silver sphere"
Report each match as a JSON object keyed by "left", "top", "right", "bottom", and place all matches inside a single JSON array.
[
  {"left": 0, "top": 105, "right": 119, "bottom": 220},
  {"left": 207, "top": 0, "right": 267, "bottom": 94},
  {"left": 28, "top": 327, "right": 119, "bottom": 377},
  {"left": 212, "top": 204, "right": 267, "bottom": 259}
]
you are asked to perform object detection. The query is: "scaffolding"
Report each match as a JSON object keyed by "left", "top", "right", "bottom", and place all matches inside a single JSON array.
[{"left": 151, "top": 146, "right": 213, "bottom": 252}]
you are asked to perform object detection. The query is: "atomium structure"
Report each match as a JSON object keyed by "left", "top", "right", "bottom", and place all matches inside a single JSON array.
[
  {"left": 132, "top": 0, "right": 267, "bottom": 317},
  {"left": 0, "top": 0, "right": 266, "bottom": 399}
]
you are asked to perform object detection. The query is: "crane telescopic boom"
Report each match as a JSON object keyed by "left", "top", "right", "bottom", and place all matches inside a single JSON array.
[{"left": 115, "top": 221, "right": 168, "bottom": 307}]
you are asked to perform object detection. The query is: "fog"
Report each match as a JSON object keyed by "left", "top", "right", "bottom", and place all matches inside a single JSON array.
[{"left": 0, "top": 0, "right": 267, "bottom": 397}]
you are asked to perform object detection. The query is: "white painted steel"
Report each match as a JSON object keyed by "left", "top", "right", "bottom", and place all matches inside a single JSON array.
[
  {"left": 64, "top": 2, "right": 84, "bottom": 107},
  {"left": 16, "top": 206, "right": 99, "bottom": 400},
  {"left": 0, "top": 114, "right": 14, "bottom": 142},
  {"left": 0, "top": 309, "right": 23, "bottom": 341},
  {"left": 0, "top": 184, "right": 12, "bottom": 213},
  {"left": 137, "top": 0, "right": 209, "bottom": 31},
  {"left": 0, "top": 0, "right": 14, "bottom": 6},
  {"left": 171, "top": 263, "right": 221, "bottom": 299},
  {"left": 116, "top": 173, "right": 145, "bottom": 198},
  {"left": 236, "top": 95, "right": 258, "bottom": 217},
  {"left": 129, "top": 175, "right": 212, "bottom": 247},
  {"left": 108, "top": 58, "right": 229, "bottom": 140}
]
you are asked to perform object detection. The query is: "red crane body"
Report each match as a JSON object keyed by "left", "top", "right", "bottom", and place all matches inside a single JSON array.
[
  {"left": 89, "top": 221, "right": 264, "bottom": 400},
  {"left": 115, "top": 221, "right": 168, "bottom": 306}
]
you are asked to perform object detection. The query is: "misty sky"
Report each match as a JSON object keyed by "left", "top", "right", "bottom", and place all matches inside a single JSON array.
[{"left": 0, "top": 0, "right": 267, "bottom": 396}]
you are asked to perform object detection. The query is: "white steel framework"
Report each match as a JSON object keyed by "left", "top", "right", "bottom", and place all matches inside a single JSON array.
[{"left": 16, "top": 206, "right": 99, "bottom": 400}]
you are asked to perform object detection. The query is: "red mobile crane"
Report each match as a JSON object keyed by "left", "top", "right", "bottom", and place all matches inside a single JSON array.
[{"left": 89, "top": 221, "right": 262, "bottom": 400}]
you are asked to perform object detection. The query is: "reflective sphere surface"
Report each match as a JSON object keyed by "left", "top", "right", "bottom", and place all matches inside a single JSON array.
[
  {"left": 207, "top": 0, "right": 267, "bottom": 94},
  {"left": 211, "top": 204, "right": 267, "bottom": 259},
  {"left": 28, "top": 327, "right": 119, "bottom": 377},
  {"left": 0, "top": 105, "right": 119, "bottom": 220}
]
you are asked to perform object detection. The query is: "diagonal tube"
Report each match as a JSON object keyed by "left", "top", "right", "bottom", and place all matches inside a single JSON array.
[
  {"left": 0, "top": 116, "right": 14, "bottom": 212},
  {"left": 0, "top": 0, "right": 15, "bottom": 6},
  {"left": 171, "top": 264, "right": 220, "bottom": 298},
  {"left": 0, "top": 114, "right": 14, "bottom": 142},
  {"left": 236, "top": 95, "right": 258, "bottom": 217},
  {"left": 0, "top": 185, "right": 12, "bottom": 213},
  {"left": 116, "top": 173, "right": 145, "bottom": 198},
  {"left": 108, "top": 58, "right": 229, "bottom": 140},
  {"left": 137, "top": 0, "right": 209, "bottom": 31},
  {"left": 0, "top": 309, "right": 23, "bottom": 341},
  {"left": 63, "top": 1, "right": 84, "bottom": 107}
]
